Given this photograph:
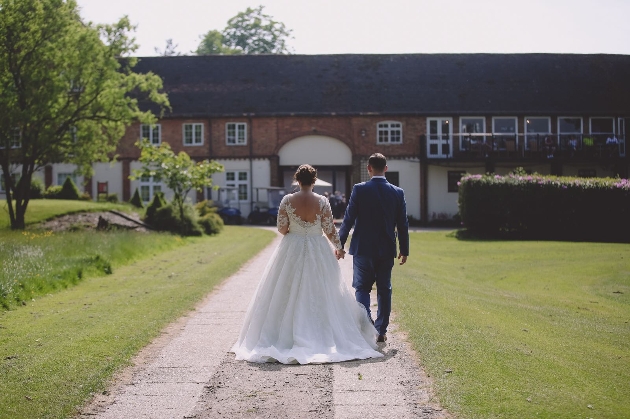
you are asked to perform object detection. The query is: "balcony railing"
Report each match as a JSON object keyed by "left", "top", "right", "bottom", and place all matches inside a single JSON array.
[{"left": 425, "top": 133, "right": 627, "bottom": 161}]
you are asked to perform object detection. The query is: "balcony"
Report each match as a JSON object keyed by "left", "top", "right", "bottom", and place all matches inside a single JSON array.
[{"left": 423, "top": 133, "right": 627, "bottom": 163}]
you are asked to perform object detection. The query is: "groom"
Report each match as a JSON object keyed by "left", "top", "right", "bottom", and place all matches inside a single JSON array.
[{"left": 337, "top": 153, "right": 409, "bottom": 343}]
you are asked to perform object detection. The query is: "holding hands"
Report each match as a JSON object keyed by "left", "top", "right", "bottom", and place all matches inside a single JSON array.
[{"left": 335, "top": 249, "right": 346, "bottom": 260}]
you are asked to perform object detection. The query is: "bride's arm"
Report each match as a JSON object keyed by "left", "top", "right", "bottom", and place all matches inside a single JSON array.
[
  {"left": 277, "top": 197, "right": 290, "bottom": 235},
  {"left": 321, "top": 198, "right": 342, "bottom": 251}
]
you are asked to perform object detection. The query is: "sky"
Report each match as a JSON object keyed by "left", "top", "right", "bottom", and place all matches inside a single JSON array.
[{"left": 76, "top": 0, "right": 630, "bottom": 57}]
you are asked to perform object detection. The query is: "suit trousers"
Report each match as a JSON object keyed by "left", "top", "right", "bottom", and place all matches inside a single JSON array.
[{"left": 352, "top": 255, "right": 395, "bottom": 336}]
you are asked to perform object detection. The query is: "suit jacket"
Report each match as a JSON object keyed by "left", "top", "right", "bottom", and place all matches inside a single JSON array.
[{"left": 339, "top": 177, "right": 409, "bottom": 258}]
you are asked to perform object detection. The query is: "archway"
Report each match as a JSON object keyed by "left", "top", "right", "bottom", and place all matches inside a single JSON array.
[{"left": 278, "top": 135, "right": 353, "bottom": 196}]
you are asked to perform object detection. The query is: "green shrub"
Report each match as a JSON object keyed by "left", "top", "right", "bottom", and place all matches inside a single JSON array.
[
  {"left": 459, "top": 174, "right": 630, "bottom": 241},
  {"left": 129, "top": 188, "right": 144, "bottom": 209},
  {"left": 199, "top": 212, "right": 224, "bottom": 235},
  {"left": 153, "top": 203, "right": 203, "bottom": 236},
  {"left": 58, "top": 177, "right": 81, "bottom": 200},
  {"left": 144, "top": 192, "right": 167, "bottom": 225},
  {"left": 194, "top": 200, "right": 217, "bottom": 217},
  {"left": 30, "top": 177, "right": 44, "bottom": 199},
  {"left": 105, "top": 193, "right": 119, "bottom": 203},
  {"left": 43, "top": 185, "right": 63, "bottom": 199}
]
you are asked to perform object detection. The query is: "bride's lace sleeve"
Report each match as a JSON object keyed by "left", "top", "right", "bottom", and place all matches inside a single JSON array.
[
  {"left": 277, "top": 195, "right": 290, "bottom": 235},
  {"left": 320, "top": 197, "right": 342, "bottom": 250}
]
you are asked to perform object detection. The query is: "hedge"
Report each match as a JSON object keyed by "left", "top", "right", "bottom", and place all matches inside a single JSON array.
[{"left": 459, "top": 174, "right": 630, "bottom": 241}]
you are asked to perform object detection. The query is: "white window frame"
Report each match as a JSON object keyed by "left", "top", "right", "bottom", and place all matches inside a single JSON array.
[
  {"left": 225, "top": 171, "right": 249, "bottom": 202},
  {"left": 558, "top": 116, "right": 583, "bottom": 149},
  {"left": 524, "top": 117, "right": 551, "bottom": 150},
  {"left": 377, "top": 121, "right": 403, "bottom": 144},
  {"left": 492, "top": 116, "right": 518, "bottom": 150},
  {"left": 617, "top": 117, "right": 627, "bottom": 157},
  {"left": 57, "top": 172, "right": 78, "bottom": 186},
  {"left": 589, "top": 117, "right": 615, "bottom": 136},
  {"left": 226, "top": 122, "right": 247, "bottom": 146},
  {"left": 459, "top": 117, "right": 486, "bottom": 150},
  {"left": 141, "top": 124, "right": 161, "bottom": 146},
  {"left": 183, "top": 123, "right": 204, "bottom": 146},
  {"left": 426, "top": 117, "right": 453, "bottom": 158},
  {"left": 139, "top": 175, "right": 162, "bottom": 203}
]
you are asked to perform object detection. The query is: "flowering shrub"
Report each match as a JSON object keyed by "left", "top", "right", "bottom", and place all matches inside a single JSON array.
[{"left": 458, "top": 173, "right": 630, "bottom": 241}]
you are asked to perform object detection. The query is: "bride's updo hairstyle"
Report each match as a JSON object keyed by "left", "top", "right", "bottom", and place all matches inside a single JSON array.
[{"left": 294, "top": 164, "right": 317, "bottom": 186}]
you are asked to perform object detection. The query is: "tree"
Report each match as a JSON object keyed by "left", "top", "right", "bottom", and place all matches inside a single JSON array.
[
  {"left": 196, "top": 30, "right": 239, "bottom": 55},
  {"left": 131, "top": 140, "right": 223, "bottom": 224},
  {"left": 0, "top": 0, "right": 169, "bottom": 229},
  {"left": 196, "top": 6, "right": 292, "bottom": 55},
  {"left": 155, "top": 38, "right": 181, "bottom": 56}
]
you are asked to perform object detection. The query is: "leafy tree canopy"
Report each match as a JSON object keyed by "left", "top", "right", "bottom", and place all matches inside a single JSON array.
[
  {"left": 0, "top": 0, "right": 169, "bottom": 229},
  {"left": 131, "top": 140, "right": 224, "bottom": 223},
  {"left": 196, "top": 6, "right": 293, "bottom": 55}
]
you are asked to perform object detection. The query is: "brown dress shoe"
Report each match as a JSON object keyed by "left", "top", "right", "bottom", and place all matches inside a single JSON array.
[{"left": 377, "top": 335, "right": 387, "bottom": 343}]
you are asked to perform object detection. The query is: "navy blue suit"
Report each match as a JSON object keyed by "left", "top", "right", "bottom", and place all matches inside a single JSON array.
[{"left": 338, "top": 177, "right": 409, "bottom": 336}]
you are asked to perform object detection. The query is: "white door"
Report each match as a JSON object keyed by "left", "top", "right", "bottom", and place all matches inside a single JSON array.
[{"left": 427, "top": 118, "right": 453, "bottom": 158}]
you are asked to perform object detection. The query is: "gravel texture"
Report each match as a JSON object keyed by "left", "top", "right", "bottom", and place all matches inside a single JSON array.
[{"left": 80, "top": 229, "right": 449, "bottom": 419}]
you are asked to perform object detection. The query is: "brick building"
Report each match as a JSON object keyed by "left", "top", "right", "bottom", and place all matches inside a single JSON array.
[{"left": 27, "top": 53, "right": 630, "bottom": 223}]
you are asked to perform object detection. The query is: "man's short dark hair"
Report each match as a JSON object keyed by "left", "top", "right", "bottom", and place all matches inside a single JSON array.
[{"left": 368, "top": 153, "right": 387, "bottom": 171}]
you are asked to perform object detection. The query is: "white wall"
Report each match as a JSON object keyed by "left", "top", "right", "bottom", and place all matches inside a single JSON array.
[
  {"left": 92, "top": 162, "right": 122, "bottom": 200},
  {"left": 51, "top": 163, "right": 84, "bottom": 188},
  {"left": 209, "top": 159, "right": 271, "bottom": 217},
  {"left": 427, "top": 165, "right": 485, "bottom": 219},
  {"left": 387, "top": 159, "right": 421, "bottom": 220}
]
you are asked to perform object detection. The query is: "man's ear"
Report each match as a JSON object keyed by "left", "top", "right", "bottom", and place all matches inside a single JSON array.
[{"left": 383, "top": 165, "right": 389, "bottom": 173}]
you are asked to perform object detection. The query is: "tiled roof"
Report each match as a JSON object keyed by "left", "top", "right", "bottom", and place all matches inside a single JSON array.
[{"left": 133, "top": 54, "right": 630, "bottom": 117}]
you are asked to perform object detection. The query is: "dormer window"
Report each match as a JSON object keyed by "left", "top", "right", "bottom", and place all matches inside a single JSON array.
[
  {"left": 377, "top": 121, "right": 402, "bottom": 144},
  {"left": 226, "top": 123, "right": 247, "bottom": 145}
]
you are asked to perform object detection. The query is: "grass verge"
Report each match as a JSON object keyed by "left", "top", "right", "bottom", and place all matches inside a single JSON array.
[
  {"left": 395, "top": 231, "right": 630, "bottom": 419},
  {"left": 0, "top": 226, "right": 275, "bottom": 419},
  {"left": 0, "top": 230, "right": 184, "bottom": 309}
]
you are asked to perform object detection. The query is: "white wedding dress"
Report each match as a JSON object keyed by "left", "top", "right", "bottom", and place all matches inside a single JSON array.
[{"left": 232, "top": 194, "right": 383, "bottom": 364}]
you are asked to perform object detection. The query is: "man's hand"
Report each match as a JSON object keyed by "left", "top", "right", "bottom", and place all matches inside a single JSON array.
[
  {"left": 397, "top": 253, "right": 407, "bottom": 265},
  {"left": 335, "top": 249, "right": 346, "bottom": 260}
]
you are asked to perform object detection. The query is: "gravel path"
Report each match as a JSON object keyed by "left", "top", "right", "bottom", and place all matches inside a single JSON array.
[{"left": 81, "top": 230, "right": 448, "bottom": 419}]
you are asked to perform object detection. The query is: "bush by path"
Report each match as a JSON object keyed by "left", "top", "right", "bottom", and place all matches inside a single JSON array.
[
  {"left": 396, "top": 231, "right": 630, "bottom": 418},
  {"left": 459, "top": 173, "right": 630, "bottom": 241}
]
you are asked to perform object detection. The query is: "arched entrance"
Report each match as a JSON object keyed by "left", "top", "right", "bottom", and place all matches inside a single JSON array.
[{"left": 278, "top": 135, "right": 353, "bottom": 196}]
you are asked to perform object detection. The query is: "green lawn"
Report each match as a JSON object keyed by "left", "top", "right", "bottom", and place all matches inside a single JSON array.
[
  {"left": 395, "top": 231, "right": 630, "bottom": 419},
  {"left": 0, "top": 199, "right": 135, "bottom": 229},
  {"left": 0, "top": 226, "right": 275, "bottom": 419}
]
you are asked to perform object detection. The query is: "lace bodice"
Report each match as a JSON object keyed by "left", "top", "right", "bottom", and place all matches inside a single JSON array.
[{"left": 277, "top": 194, "right": 342, "bottom": 250}]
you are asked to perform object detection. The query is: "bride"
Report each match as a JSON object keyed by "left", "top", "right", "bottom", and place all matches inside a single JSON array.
[{"left": 232, "top": 164, "right": 383, "bottom": 364}]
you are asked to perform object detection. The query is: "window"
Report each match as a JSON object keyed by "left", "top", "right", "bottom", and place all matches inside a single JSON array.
[
  {"left": 226, "top": 123, "right": 247, "bottom": 145},
  {"left": 377, "top": 121, "right": 402, "bottom": 144},
  {"left": 1, "top": 173, "right": 19, "bottom": 192},
  {"left": 448, "top": 171, "right": 465, "bottom": 193},
  {"left": 140, "top": 175, "right": 162, "bottom": 202},
  {"left": 183, "top": 123, "right": 203, "bottom": 146},
  {"left": 558, "top": 117, "right": 583, "bottom": 149},
  {"left": 492, "top": 117, "right": 518, "bottom": 149},
  {"left": 226, "top": 171, "right": 248, "bottom": 201},
  {"left": 525, "top": 117, "right": 551, "bottom": 150},
  {"left": 590, "top": 117, "right": 615, "bottom": 143},
  {"left": 57, "top": 173, "right": 77, "bottom": 186},
  {"left": 460, "top": 117, "right": 485, "bottom": 150},
  {"left": 141, "top": 124, "right": 161, "bottom": 145},
  {"left": 427, "top": 118, "right": 452, "bottom": 158},
  {"left": 385, "top": 171, "right": 399, "bottom": 187}
]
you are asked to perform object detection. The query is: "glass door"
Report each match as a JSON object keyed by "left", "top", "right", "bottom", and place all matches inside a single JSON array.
[{"left": 427, "top": 118, "right": 453, "bottom": 158}]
